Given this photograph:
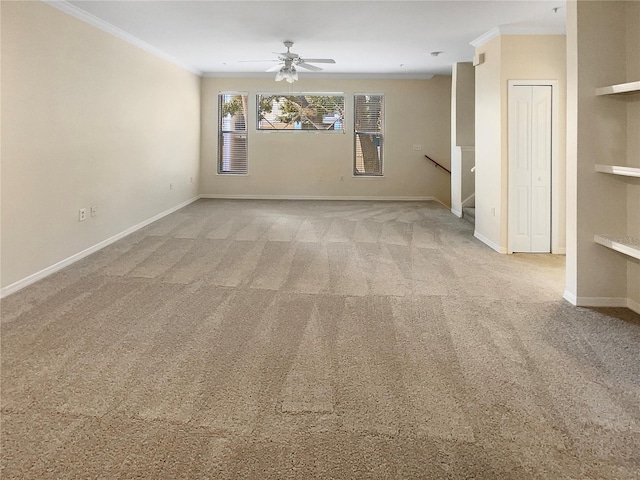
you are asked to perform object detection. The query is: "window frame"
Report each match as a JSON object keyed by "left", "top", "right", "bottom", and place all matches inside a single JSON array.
[
  {"left": 353, "top": 93, "right": 385, "bottom": 177},
  {"left": 256, "top": 92, "right": 346, "bottom": 133},
  {"left": 218, "top": 92, "right": 249, "bottom": 175}
]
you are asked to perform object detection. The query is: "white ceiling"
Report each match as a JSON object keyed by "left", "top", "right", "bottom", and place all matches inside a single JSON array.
[{"left": 58, "top": 0, "right": 566, "bottom": 77}]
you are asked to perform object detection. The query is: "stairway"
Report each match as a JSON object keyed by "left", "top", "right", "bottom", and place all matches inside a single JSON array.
[{"left": 462, "top": 207, "right": 475, "bottom": 226}]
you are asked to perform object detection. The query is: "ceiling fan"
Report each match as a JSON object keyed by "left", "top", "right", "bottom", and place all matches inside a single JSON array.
[{"left": 241, "top": 41, "right": 336, "bottom": 83}]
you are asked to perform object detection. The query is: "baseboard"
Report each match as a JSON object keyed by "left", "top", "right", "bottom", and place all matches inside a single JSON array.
[
  {"left": 473, "top": 231, "right": 507, "bottom": 253},
  {"left": 563, "top": 291, "right": 639, "bottom": 313},
  {"left": 461, "top": 193, "right": 475, "bottom": 208},
  {"left": 553, "top": 247, "right": 567, "bottom": 255},
  {"left": 451, "top": 206, "right": 463, "bottom": 218},
  {"left": 199, "top": 194, "right": 446, "bottom": 206},
  {"left": 563, "top": 290, "right": 577, "bottom": 305},
  {"left": 0, "top": 196, "right": 199, "bottom": 299},
  {"left": 574, "top": 296, "right": 630, "bottom": 308}
]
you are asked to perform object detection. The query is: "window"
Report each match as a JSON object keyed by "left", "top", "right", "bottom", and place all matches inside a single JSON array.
[
  {"left": 354, "top": 94, "right": 384, "bottom": 176},
  {"left": 218, "top": 93, "right": 248, "bottom": 174},
  {"left": 257, "top": 94, "right": 345, "bottom": 131}
]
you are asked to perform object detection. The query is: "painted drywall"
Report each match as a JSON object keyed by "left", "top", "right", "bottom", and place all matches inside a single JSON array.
[
  {"left": 625, "top": 1, "right": 640, "bottom": 311},
  {"left": 450, "top": 63, "right": 476, "bottom": 216},
  {"left": 1, "top": 1, "right": 201, "bottom": 289},
  {"left": 452, "top": 63, "right": 476, "bottom": 147},
  {"left": 566, "top": 0, "right": 639, "bottom": 310},
  {"left": 474, "top": 36, "right": 503, "bottom": 251},
  {"left": 564, "top": 0, "right": 578, "bottom": 301},
  {"left": 474, "top": 34, "right": 566, "bottom": 254},
  {"left": 501, "top": 36, "right": 567, "bottom": 255},
  {"left": 574, "top": 0, "right": 630, "bottom": 301},
  {"left": 200, "top": 77, "right": 452, "bottom": 203}
]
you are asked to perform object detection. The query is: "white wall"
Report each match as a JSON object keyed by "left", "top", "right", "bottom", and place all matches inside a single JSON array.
[
  {"left": 565, "top": 1, "right": 579, "bottom": 300},
  {"left": 1, "top": 1, "right": 201, "bottom": 290},
  {"left": 474, "top": 36, "right": 503, "bottom": 250},
  {"left": 450, "top": 63, "right": 475, "bottom": 217},
  {"left": 474, "top": 34, "right": 566, "bottom": 254},
  {"left": 200, "top": 77, "right": 452, "bottom": 203}
]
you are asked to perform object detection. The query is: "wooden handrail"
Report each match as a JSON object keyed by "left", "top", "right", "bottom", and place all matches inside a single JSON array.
[{"left": 424, "top": 155, "right": 451, "bottom": 174}]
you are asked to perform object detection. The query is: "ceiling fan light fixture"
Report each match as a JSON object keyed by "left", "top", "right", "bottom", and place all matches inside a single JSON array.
[
  {"left": 275, "top": 68, "right": 286, "bottom": 82},
  {"left": 275, "top": 65, "right": 298, "bottom": 83},
  {"left": 288, "top": 66, "right": 298, "bottom": 83}
]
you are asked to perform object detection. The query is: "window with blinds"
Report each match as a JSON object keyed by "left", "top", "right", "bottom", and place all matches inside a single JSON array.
[
  {"left": 354, "top": 94, "right": 384, "bottom": 176},
  {"left": 257, "top": 94, "right": 345, "bottom": 131},
  {"left": 218, "top": 93, "right": 248, "bottom": 174}
]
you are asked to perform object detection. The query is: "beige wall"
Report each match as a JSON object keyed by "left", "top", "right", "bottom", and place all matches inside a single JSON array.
[
  {"left": 200, "top": 77, "right": 452, "bottom": 203},
  {"left": 625, "top": 1, "right": 640, "bottom": 311},
  {"left": 566, "top": 0, "right": 639, "bottom": 312},
  {"left": 501, "top": 35, "right": 567, "bottom": 254},
  {"left": 1, "top": 1, "right": 201, "bottom": 289},
  {"left": 452, "top": 63, "right": 476, "bottom": 147},
  {"left": 573, "top": 0, "right": 630, "bottom": 300},
  {"left": 474, "top": 34, "right": 566, "bottom": 253}
]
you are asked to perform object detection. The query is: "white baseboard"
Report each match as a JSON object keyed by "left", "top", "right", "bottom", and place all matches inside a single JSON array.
[
  {"left": 563, "top": 290, "right": 577, "bottom": 305},
  {"left": 451, "top": 206, "right": 463, "bottom": 218},
  {"left": 574, "top": 296, "right": 631, "bottom": 308},
  {"left": 200, "top": 194, "right": 447, "bottom": 206},
  {"left": 564, "top": 291, "right": 639, "bottom": 314},
  {"left": 0, "top": 197, "right": 199, "bottom": 299},
  {"left": 474, "top": 231, "right": 507, "bottom": 253},
  {"left": 199, "top": 194, "right": 440, "bottom": 201},
  {"left": 553, "top": 247, "right": 567, "bottom": 255},
  {"left": 461, "top": 193, "right": 475, "bottom": 208}
]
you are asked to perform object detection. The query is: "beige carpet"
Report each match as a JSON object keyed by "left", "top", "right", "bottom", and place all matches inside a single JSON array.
[{"left": 2, "top": 199, "right": 639, "bottom": 479}]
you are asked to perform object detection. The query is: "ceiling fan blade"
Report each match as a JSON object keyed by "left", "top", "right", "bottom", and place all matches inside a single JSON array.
[
  {"left": 297, "top": 62, "right": 323, "bottom": 72},
  {"left": 274, "top": 52, "right": 298, "bottom": 60},
  {"left": 300, "top": 58, "right": 335, "bottom": 64},
  {"left": 266, "top": 64, "right": 284, "bottom": 72}
]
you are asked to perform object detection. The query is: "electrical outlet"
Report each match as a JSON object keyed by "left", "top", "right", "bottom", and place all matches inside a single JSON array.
[
  {"left": 190, "top": 177, "right": 193, "bottom": 184},
  {"left": 170, "top": 183, "right": 173, "bottom": 190},
  {"left": 90, "top": 205, "right": 97, "bottom": 217},
  {"left": 491, "top": 207, "right": 496, "bottom": 217},
  {"left": 412, "top": 144, "right": 422, "bottom": 151},
  {"left": 79, "top": 208, "right": 87, "bottom": 222}
]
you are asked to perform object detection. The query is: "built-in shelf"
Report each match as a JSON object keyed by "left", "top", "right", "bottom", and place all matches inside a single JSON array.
[
  {"left": 595, "top": 164, "right": 640, "bottom": 177},
  {"left": 594, "top": 235, "right": 640, "bottom": 260},
  {"left": 595, "top": 81, "right": 640, "bottom": 96}
]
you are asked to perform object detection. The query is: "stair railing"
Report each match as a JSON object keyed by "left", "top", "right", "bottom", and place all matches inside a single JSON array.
[{"left": 424, "top": 154, "right": 451, "bottom": 174}]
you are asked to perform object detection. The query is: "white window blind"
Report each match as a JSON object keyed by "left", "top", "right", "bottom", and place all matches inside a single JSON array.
[
  {"left": 218, "top": 93, "right": 248, "bottom": 174},
  {"left": 257, "top": 94, "right": 345, "bottom": 131},
  {"left": 354, "top": 94, "right": 384, "bottom": 176}
]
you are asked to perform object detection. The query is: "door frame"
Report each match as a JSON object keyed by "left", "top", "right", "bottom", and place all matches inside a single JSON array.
[{"left": 507, "top": 80, "right": 560, "bottom": 254}]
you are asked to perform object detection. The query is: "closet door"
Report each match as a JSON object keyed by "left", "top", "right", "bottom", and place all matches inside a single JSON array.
[{"left": 509, "top": 85, "right": 552, "bottom": 253}]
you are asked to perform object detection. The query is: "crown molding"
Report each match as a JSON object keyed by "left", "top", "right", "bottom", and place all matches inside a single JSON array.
[
  {"left": 42, "top": 1, "right": 203, "bottom": 76},
  {"left": 470, "top": 27, "right": 502, "bottom": 48},
  {"left": 470, "top": 24, "right": 565, "bottom": 48},
  {"left": 203, "top": 72, "right": 435, "bottom": 80}
]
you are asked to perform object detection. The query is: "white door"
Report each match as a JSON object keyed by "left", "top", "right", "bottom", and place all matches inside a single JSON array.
[{"left": 509, "top": 85, "right": 552, "bottom": 253}]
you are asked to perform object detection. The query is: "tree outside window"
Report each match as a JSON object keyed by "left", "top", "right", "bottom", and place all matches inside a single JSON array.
[
  {"left": 257, "top": 94, "right": 345, "bottom": 131},
  {"left": 218, "top": 93, "right": 248, "bottom": 174},
  {"left": 354, "top": 94, "right": 384, "bottom": 176}
]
